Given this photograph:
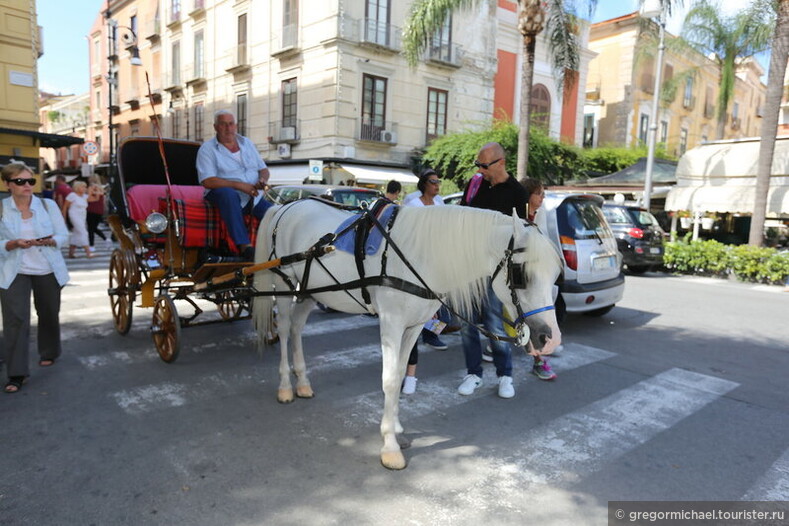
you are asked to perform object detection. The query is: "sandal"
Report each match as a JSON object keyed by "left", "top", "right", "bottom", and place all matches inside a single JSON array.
[
  {"left": 4, "top": 376, "right": 27, "bottom": 394},
  {"left": 39, "top": 358, "right": 56, "bottom": 367}
]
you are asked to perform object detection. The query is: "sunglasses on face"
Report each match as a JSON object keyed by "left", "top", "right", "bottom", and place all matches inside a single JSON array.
[
  {"left": 474, "top": 158, "right": 502, "bottom": 170},
  {"left": 8, "top": 178, "right": 36, "bottom": 186},
  {"left": 427, "top": 179, "right": 441, "bottom": 185}
]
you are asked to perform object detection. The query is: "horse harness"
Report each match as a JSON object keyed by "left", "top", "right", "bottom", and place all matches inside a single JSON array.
[{"left": 261, "top": 197, "right": 552, "bottom": 345}]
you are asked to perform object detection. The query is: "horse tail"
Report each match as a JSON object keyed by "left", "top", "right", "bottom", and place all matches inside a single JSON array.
[{"left": 252, "top": 206, "right": 279, "bottom": 351}]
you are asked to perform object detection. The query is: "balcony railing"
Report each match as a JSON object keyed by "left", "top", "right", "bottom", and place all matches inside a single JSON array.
[
  {"left": 682, "top": 95, "right": 696, "bottom": 110},
  {"left": 424, "top": 42, "right": 463, "bottom": 67},
  {"left": 164, "top": 70, "right": 182, "bottom": 91},
  {"left": 359, "top": 18, "right": 401, "bottom": 51},
  {"left": 268, "top": 120, "right": 301, "bottom": 144},
  {"left": 184, "top": 62, "right": 206, "bottom": 84},
  {"left": 224, "top": 45, "right": 250, "bottom": 73},
  {"left": 145, "top": 18, "right": 160, "bottom": 40},
  {"left": 167, "top": 6, "right": 181, "bottom": 27},
  {"left": 357, "top": 119, "right": 397, "bottom": 144}
]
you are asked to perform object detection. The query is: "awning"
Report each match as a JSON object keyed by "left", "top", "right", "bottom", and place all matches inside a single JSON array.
[
  {"left": 665, "top": 185, "right": 789, "bottom": 216},
  {"left": 340, "top": 163, "right": 418, "bottom": 185},
  {"left": 267, "top": 164, "right": 310, "bottom": 185},
  {"left": 0, "top": 127, "right": 84, "bottom": 148}
]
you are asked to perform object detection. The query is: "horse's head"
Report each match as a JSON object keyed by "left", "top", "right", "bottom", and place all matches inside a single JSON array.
[{"left": 490, "top": 212, "right": 563, "bottom": 354}]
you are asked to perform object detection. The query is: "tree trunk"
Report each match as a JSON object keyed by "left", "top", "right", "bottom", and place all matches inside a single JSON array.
[
  {"left": 715, "top": 71, "right": 727, "bottom": 140},
  {"left": 748, "top": 0, "right": 789, "bottom": 246},
  {"left": 517, "top": 33, "right": 537, "bottom": 179}
]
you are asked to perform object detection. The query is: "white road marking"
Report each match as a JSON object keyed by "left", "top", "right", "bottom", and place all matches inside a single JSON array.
[{"left": 742, "top": 446, "right": 789, "bottom": 500}]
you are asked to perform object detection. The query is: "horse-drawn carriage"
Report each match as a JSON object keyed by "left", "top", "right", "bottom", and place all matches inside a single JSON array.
[{"left": 106, "top": 137, "right": 266, "bottom": 362}]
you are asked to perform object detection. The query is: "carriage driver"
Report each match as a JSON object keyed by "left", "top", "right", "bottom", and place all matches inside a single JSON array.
[{"left": 196, "top": 109, "right": 272, "bottom": 260}]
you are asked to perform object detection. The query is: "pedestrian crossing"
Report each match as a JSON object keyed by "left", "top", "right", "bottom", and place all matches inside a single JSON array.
[{"left": 54, "top": 266, "right": 789, "bottom": 509}]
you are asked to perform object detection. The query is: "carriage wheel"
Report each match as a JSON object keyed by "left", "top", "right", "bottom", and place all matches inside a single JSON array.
[
  {"left": 217, "top": 291, "right": 243, "bottom": 320},
  {"left": 151, "top": 295, "right": 181, "bottom": 363},
  {"left": 108, "top": 249, "right": 134, "bottom": 335}
]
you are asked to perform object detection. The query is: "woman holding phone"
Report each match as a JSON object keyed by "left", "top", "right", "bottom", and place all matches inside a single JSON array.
[{"left": 0, "top": 163, "right": 69, "bottom": 393}]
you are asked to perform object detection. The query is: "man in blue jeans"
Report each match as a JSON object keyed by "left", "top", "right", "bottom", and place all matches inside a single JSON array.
[
  {"left": 196, "top": 110, "right": 272, "bottom": 260},
  {"left": 457, "top": 142, "right": 529, "bottom": 399}
]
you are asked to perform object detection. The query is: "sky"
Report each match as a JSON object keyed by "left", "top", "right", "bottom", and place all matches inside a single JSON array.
[{"left": 35, "top": 0, "right": 761, "bottom": 96}]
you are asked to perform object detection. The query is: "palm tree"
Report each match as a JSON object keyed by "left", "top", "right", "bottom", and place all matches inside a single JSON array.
[
  {"left": 681, "top": 0, "right": 773, "bottom": 140},
  {"left": 749, "top": 0, "right": 789, "bottom": 246},
  {"left": 403, "top": 0, "right": 596, "bottom": 179}
]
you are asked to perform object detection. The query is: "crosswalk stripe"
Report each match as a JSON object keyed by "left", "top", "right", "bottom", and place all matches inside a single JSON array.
[
  {"left": 742, "top": 447, "right": 789, "bottom": 500},
  {"left": 508, "top": 368, "right": 738, "bottom": 486}
]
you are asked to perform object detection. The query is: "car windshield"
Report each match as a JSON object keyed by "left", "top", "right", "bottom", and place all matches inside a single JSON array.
[
  {"left": 331, "top": 190, "right": 379, "bottom": 207},
  {"left": 603, "top": 206, "right": 631, "bottom": 224},
  {"left": 560, "top": 199, "right": 612, "bottom": 239},
  {"left": 632, "top": 209, "right": 660, "bottom": 227}
]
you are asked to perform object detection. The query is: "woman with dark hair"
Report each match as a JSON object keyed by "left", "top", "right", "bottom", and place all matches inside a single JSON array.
[
  {"left": 0, "top": 163, "right": 69, "bottom": 393},
  {"left": 520, "top": 177, "right": 545, "bottom": 222},
  {"left": 401, "top": 168, "right": 449, "bottom": 394}
]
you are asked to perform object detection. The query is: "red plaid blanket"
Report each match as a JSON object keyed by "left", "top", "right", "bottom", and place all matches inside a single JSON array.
[{"left": 158, "top": 197, "right": 259, "bottom": 253}]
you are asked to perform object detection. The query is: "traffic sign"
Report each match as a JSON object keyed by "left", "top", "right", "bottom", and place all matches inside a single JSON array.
[
  {"left": 309, "top": 160, "right": 324, "bottom": 181},
  {"left": 82, "top": 140, "right": 99, "bottom": 156}
]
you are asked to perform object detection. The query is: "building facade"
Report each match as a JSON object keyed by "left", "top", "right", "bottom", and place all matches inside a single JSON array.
[
  {"left": 38, "top": 92, "right": 91, "bottom": 176},
  {"left": 584, "top": 12, "right": 766, "bottom": 158},
  {"left": 87, "top": 0, "right": 592, "bottom": 185}
]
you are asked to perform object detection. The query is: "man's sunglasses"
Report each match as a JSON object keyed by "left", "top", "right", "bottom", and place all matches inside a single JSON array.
[
  {"left": 8, "top": 178, "right": 36, "bottom": 186},
  {"left": 474, "top": 158, "right": 502, "bottom": 170},
  {"left": 427, "top": 179, "right": 441, "bottom": 184}
]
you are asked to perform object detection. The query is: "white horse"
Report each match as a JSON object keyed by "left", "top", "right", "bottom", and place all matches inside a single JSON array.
[{"left": 252, "top": 199, "right": 562, "bottom": 469}]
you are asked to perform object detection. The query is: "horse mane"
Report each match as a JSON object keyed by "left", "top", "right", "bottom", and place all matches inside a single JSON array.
[{"left": 390, "top": 205, "right": 512, "bottom": 314}]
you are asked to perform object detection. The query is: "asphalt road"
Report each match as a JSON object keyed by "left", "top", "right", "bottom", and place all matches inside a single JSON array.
[{"left": 1, "top": 251, "right": 787, "bottom": 526}]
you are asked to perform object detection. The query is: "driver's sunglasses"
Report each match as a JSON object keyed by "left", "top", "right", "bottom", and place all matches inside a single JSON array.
[
  {"left": 474, "top": 158, "right": 502, "bottom": 170},
  {"left": 8, "top": 178, "right": 36, "bottom": 186}
]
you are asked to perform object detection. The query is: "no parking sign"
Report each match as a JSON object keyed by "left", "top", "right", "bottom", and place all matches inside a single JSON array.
[
  {"left": 82, "top": 140, "right": 98, "bottom": 157},
  {"left": 308, "top": 160, "right": 323, "bottom": 181}
]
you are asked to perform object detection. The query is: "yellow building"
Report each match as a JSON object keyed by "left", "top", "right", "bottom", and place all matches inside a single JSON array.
[{"left": 584, "top": 12, "right": 766, "bottom": 158}]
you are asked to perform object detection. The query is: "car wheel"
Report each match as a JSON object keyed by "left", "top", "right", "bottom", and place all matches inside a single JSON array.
[
  {"left": 584, "top": 304, "right": 615, "bottom": 317},
  {"left": 627, "top": 265, "right": 648, "bottom": 275},
  {"left": 554, "top": 294, "right": 567, "bottom": 326}
]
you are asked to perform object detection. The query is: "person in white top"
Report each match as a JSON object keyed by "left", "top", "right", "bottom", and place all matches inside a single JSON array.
[{"left": 61, "top": 180, "right": 93, "bottom": 258}]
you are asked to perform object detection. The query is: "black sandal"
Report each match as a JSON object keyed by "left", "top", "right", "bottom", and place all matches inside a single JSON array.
[{"left": 4, "top": 376, "right": 27, "bottom": 394}]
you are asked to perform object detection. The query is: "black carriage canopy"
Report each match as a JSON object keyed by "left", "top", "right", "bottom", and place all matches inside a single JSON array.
[{"left": 114, "top": 137, "right": 202, "bottom": 220}]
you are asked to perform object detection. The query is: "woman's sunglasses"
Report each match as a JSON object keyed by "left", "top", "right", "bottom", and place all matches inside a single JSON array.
[
  {"left": 8, "top": 178, "right": 36, "bottom": 186},
  {"left": 474, "top": 158, "right": 502, "bottom": 170}
]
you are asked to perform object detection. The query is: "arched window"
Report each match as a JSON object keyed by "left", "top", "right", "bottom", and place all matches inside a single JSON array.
[{"left": 530, "top": 84, "right": 551, "bottom": 130}]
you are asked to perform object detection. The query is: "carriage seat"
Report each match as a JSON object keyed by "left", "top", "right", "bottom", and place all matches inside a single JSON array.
[{"left": 125, "top": 184, "right": 258, "bottom": 253}]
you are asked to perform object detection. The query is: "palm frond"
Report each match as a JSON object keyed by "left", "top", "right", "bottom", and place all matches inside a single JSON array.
[{"left": 402, "top": 0, "right": 480, "bottom": 67}]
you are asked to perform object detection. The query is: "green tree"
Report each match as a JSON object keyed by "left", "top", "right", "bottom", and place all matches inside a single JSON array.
[
  {"left": 681, "top": 0, "right": 773, "bottom": 139},
  {"left": 749, "top": 0, "right": 789, "bottom": 245}
]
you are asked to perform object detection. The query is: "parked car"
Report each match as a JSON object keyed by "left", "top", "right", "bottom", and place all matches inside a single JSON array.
[
  {"left": 602, "top": 203, "right": 667, "bottom": 274},
  {"left": 534, "top": 192, "right": 625, "bottom": 322},
  {"left": 442, "top": 192, "right": 463, "bottom": 205},
  {"left": 265, "top": 184, "right": 383, "bottom": 207}
]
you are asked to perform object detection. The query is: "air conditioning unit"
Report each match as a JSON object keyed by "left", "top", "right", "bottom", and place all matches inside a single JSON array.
[
  {"left": 279, "top": 126, "right": 296, "bottom": 141},
  {"left": 380, "top": 129, "right": 397, "bottom": 143}
]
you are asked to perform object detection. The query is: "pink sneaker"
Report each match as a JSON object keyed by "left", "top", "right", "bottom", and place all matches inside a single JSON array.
[{"left": 532, "top": 357, "right": 557, "bottom": 381}]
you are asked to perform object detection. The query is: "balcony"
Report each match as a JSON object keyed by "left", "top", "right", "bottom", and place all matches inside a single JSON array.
[
  {"left": 357, "top": 119, "right": 397, "bottom": 144},
  {"left": 682, "top": 95, "right": 696, "bottom": 111},
  {"left": 271, "top": 24, "right": 299, "bottom": 57},
  {"left": 424, "top": 42, "right": 463, "bottom": 68},
  {"left": 184, "top": 62, "right": 206, "bottom": 86},
  {"left": 224, "top": 45, "right": 250, "bottom": 73},
  {"left": 167, "top": 6, "right": 182, "bottom": 28},
  {"left": 121, "top": 86, "right": 140, "bottom": 108},
  {"left": 268, "top": 121, "right": 301, "bottom": 144},
  {"left": 145, "top": 18, "right": 161, "bottom": 41},
  {"left": 164, "top": 70, "right": 183, "bottom": 92},
  {"left": 189, "top": 0, "right": 205, "bottom": 18},
  {"left": 358, "top": 18, "right": 401, "bottom": 52}
]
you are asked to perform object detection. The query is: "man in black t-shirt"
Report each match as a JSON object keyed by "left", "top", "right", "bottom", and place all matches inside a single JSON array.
[{"left": 457, "top": 142, "right": 526, "bottom": 399}]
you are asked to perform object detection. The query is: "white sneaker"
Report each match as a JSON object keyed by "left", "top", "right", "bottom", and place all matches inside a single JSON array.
[
  {"left": 402, "top": 375, "right": 417, "bottom": 395},
  {"left": 498, "top": 376, "right": 515, "bottom": 399},
  {"left": 458, "top": 374, "right": 482, "bottom": 395}
]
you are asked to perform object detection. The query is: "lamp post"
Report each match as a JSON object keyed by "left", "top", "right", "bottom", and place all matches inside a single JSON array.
[
  {"left": 640, "top": 0, "right": 666, "bottom": 212},
  {"left": 104, "top": 8, "right": 142, "bottom": 188}
]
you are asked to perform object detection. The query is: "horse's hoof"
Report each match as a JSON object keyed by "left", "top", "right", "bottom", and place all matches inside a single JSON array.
[
  {"left": 295, "top": 385, "right": 314, "bottom": 398},
  {"left": 380, "top": 451, "right": 407, "bottom": 470},
  {"left": 277, "top": 389, "right": 295, "bottom": 404},
  {"left": 396, "top": 434, "right": 411, "bottom": 450}
]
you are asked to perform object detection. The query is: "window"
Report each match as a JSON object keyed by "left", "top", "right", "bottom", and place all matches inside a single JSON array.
[
  {"left": 282, "top": 0, "right": 298, "bottom": 48},
  {"left": 426, "top": 88, "right": 448, "bottom": 141},
  {"left": 429, "top": 16, "right": 452, "bottom": 61},
  {"left": 639, "top": 113, "right": 649, "bottom": 144},
  {"left": 236, "top": 93, "right": 248, "bottom": 136},
  {"left": 194, "top": 30, "right": 204, "bottom": 78},
  {"left": 237, "top": 14, "right": 248, "bottom": 64},
  {"left": 679, "top": 128, "right": 688, "bottom": 155},
  {"left": 282, "top": 78, "right": 297, "bottom": 128},
  {"left": 733, "top": 101, "right": 740, "bottom": 120},
  {"left": 171, "top": 41, "right": 181, "bottom": 85},
  {"left": 361, "top": 74, "right": 387, "bottom": 141},
  {"left": 194, "top": 103, "right": 204, "bottom": 142},
  {"left": 583, "top": 114, "right": 594, "bottom": 147},
  {"left": 704, "top": 86, "right": 714, "bottom": 118},
  {"left": 530, "top": 84, "right": 551, "bottom": 130},
  {"left": 130, "top": 15, "right": 137, "bottom": 39},
  {"left": 173, "top": 108, "right": 182, "bottom": 138},
  {"left": 683, "top": 77, "right": 694, "bottom": 108},
  {"left": 170, "top": 0, "right": 181, "bottom": 22},
  {"left": 660, "top": 120, "right": 668, "bottom": 144},
  {"left": 130, "top": 122, "right": 140, "bottom": 136},
  {"left": 365, "top": 0, "right": 390, "bottom": 46}
]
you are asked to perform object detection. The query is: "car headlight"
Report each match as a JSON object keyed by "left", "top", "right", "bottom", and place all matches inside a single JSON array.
[{"left": 145, "top": 212, "right": 168, "bottom": 234}]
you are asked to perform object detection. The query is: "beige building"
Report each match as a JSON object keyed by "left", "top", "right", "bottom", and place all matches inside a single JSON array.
[
  {"left": 584, "top": 12, "right": 766, "bottom": 158},
  {"left": 87, "top": 0, "right": 594, "bottom": 185},
  {"left": 38, "top": 92, "right": 90, "bottom": 176}
]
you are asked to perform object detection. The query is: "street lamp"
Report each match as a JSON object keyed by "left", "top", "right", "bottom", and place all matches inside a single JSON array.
[
  {"left": 104, "top": 8, "right": 142, "bottom": 190},
  {"left": 640, "top": 0, "right": 666, "bottom": 212}
]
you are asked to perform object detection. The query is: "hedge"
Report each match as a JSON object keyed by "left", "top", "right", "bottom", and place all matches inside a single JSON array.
[{"left": 664, "top": 237, "right": 789, "bottom": 285}]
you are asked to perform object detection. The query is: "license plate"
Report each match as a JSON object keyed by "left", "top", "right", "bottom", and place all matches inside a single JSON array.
[
  {"left": 593, "top": 255, "right": 616, "bottom": 270},
  {"left": 650, "top": 247, "right": 662, "bottom": 254}
]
